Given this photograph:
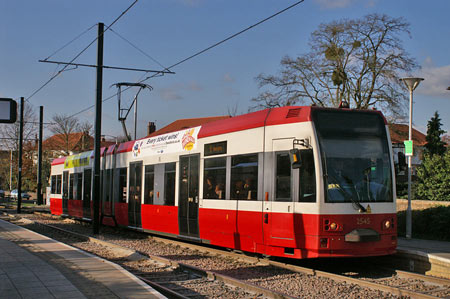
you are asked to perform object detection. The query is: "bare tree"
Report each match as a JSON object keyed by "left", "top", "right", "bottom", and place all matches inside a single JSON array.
[
  {"left": 50, "top": 114, "right": 93, "bottom": 155},
  {"left": 252, "top": 14, "right": 418, "bottom": 119},
  {"left": 0, "top": 103, "right": 37, "bottom": 152},
  {"left": 0, "top": 102, "right": 38, "bottom": 190}
]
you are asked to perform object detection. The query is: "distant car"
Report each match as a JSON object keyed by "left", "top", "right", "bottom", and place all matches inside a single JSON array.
[
  {"left": 10, "top": 189, "right": 31, "bottom": 199},
  {"left": 0, "top": 190, "right": 4, "bottom": 198}
]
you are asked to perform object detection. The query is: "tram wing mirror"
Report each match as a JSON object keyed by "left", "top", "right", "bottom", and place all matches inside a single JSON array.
[
  {"left": 397, "top": 152, "right": 406, "bottom": 172},
  {"left": 289, "top": 149, "right": 302, "bottom": 169}
]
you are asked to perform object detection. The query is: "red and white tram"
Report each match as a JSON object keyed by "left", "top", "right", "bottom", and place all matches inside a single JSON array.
[{"left": 50, "top": 106, "right": 397, "bottom": 259}]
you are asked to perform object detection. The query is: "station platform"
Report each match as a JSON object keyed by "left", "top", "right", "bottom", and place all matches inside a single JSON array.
[
  {"left": 0, "top": 218, "right": 164, "bottom": 299},
  {"left": 397, "top": 237, "right": 450, "bottom": 279}
]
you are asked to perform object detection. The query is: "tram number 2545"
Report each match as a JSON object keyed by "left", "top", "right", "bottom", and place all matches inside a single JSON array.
[{"left": 356, "top": 217, "right": 371, "bottom": 225}]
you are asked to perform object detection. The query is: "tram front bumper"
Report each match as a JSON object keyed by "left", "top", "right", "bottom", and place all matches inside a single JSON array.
[{"left": 344, "top": 228, "right": 380, "bottom": 243}]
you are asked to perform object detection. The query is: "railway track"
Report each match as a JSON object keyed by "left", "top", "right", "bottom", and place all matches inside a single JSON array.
[{"left": 4, "top": 210, "right": 450, "bottom": 298}]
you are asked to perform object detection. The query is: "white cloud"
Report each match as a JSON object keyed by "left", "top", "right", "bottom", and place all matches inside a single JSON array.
[
  {"left": 314, "top": 0, "right": 378, "bottom": 9},
  {"left": 188, "top": 81, "right": 203, "bottom": 91},
  {"left": 314, "top": 0, "right": 355, "bottom": 9},
  {"left": 157, "top": 81, "right": 203, "bottom": 101},
  {"left": 159, "top": 88, "right": 183, "bottom": 101},
  {"left": 223, "top": 73, "right": 235, "bottom": 83},
  {"left": 415, "top": 59, "right": 450, "bottom": 97}
]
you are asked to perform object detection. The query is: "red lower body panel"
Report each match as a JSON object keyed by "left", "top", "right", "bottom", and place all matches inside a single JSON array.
[
  {"left": 50, "top": 198, "right": 62, "bottom": 215},
  {"left": 199, "top": 208, "right": 396, "bottom": 259},
  {"left": 141, "top": 205, "right": 179, "bottom": 235},
  {"left": 51, "top": 199, "right": 396, "bottom": 259},
  {"left": 68, "top": 200, "right": 83, "bottom": 218},
  {"left": 114, "top": 203, "right": 128, "bottom": 226}
]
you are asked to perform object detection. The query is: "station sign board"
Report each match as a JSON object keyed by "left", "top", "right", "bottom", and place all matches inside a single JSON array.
[{"left": 0, "top": 98, "right": 17, "bottom": 123}]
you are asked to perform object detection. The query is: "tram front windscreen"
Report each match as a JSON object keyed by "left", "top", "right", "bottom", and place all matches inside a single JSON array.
[{"left": 313, "top": 110, "right": 393, "bottom": 204}]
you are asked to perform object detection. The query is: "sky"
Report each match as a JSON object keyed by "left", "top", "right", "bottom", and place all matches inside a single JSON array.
[{"left": 1, "top": 0, "right": 449, "bottom": 140}]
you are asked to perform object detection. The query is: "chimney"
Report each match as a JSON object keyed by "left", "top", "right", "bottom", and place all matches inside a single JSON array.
[{"left": 147, "top": 122, "right": 156, "bottom": 135}]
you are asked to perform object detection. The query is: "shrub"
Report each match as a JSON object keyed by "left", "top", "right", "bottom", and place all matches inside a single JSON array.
[{"left": 397, "top": 206, "right": 450, "bottom": 241}]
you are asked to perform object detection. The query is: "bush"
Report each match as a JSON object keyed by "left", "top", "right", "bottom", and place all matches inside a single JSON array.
[
  {"left": 397, "top": 206, "right": 450, "bottom": 241},
  {"left": 415, "top": 151, "right": 450, "bottom": 201}
]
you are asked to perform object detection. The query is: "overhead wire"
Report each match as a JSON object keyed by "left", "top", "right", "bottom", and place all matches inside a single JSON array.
[
  {"left": 109, "top": 28, "right": 171, "bottom": 73},
  {"left": 43, "top": 24, "right": 97, "bottom": 61},
  {"left": 65, "top": 0, "right": 306, "bottom": 121},
  {"left": 25, "top": 0, "right": 139, "bottom": 103}
]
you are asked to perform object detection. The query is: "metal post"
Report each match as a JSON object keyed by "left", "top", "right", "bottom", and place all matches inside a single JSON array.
[
  {"left": 406, "top": 89, "right": 413, "bottom": 239},
  {"left": 92, "top": 22, "right": 104, "bottom": 235},
  {"left": 37, "top": 106, "right": 43, "bottom": 205},
  {"left": 9, "top": 150, "right": 12, "bottom": 192},
  {"left": 134, "top": 94, "right": 137, "bottom": 140},
  {"left": 17, "top": 97, "right": 24, "bottom": 214}
]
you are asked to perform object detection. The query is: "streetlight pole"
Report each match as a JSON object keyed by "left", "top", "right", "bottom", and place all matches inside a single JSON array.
[{"left": 400, "top": 77, "right": 424, "bottom": 240}]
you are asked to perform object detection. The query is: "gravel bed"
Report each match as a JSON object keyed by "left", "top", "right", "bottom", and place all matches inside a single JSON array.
[{"left": 14, "top": 213, "right": 408, "bottom": 298}]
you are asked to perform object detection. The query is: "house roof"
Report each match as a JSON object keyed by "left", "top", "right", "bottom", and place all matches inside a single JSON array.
[
  {"left": 147, "top": 115, "right": 231, "bottom": 137},
  {"left": 388, "top": 124, "right": 427, "bottom": 146},
  {"left": 43, "top": 132, "right": 115, "bottom": 152},
  {"left": 43, "top": 132, "right": 89, "bottom": 150}
]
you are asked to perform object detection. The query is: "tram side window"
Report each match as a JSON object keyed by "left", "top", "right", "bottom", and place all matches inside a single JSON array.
[
  {"left": 276, "top": 153, "right": 291, "bottom": 202},
  {"left": 62, "top": 172, "right": 69, "bottom": 199},
  {"left": 68, "top": 174, "right": 74, "bottom": 200},
  {"left": 164, "top": 163, "right": 176, "bottom": 206},
  {"left": 102, "top": 169, "right": 111, "bottom": 203},
  {"left": 56, "top": 175, "right": 62, "bottom": 194},
  {"left": 299, "top": 149, "right": 316, "bottom": 202},
  {"left": 74, "top": 173, "right": 82, "bottom": 200},
  {"left": 144, "top": 165, "right": 154, "bottom": 204},
  {"left": 118, "top": 168, "right": 127, "bottom": 203},
  {"left": 203, "top": 157, "right": 226, "bottom": 199},
  {"left": 51, "top": 174, "right": 62, "bottom": 194},
  {"left": 51, "top": 175, "right": 56, "bottom": 194},
  {"left": 231, "top": 154, "right": 258, "bottom": 200}
]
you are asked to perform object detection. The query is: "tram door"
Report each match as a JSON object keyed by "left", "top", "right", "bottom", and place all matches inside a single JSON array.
[
  {"left": 128, "top": 161, "right": 142, "bottom": 228},
  {"left": 178, "top": 154, "right": 200, "bottom": 239},
  {"left": 83, "top": 168, "right": 92, "bottom": 219},
  {"left": 62, "top": 171, "right": 69, "bottom": 215}
]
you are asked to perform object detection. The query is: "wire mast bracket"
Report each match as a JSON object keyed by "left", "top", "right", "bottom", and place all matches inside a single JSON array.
[{"left": 113, "top": 82, "right": 153, "bottom": 141}]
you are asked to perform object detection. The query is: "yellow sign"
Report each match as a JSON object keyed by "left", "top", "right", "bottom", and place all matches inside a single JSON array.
[{"left": 64, "top": 152, "right": 91, "bottom": 169}]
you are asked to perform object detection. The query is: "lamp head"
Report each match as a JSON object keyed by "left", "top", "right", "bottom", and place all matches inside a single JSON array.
[{"left": 400, "top": 77, "right": 424, "bottom": 91}]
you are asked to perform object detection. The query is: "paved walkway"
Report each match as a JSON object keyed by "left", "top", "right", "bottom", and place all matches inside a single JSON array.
[
  {"left": 397, "top": 237, "right": 450, "bottom": 278},
  {"left": 398, "top": 237, "right": 450, "bottom": 262},
  {"left": 0, "top": 219, "right": 165, "bottom": 299}
]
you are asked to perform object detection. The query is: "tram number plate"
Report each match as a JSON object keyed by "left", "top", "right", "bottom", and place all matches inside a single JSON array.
[{"left": 356, "top": 217, "right": 371, "bottom": 225}]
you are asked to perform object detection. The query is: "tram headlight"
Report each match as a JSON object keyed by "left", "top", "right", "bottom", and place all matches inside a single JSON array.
[
  {"left": 382, "top": 218, "right": 394, "bottom": 230},
  {"left": 330, "top": 222, "right": 337, "bottom": 230}
]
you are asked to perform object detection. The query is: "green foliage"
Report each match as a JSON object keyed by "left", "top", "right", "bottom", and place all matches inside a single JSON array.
[
  {"left": 424, "top": 111, "right": 446, "bottom": 156},
  {"left": 415, "top": 151, "right": 450, "bottom": 201},
  {"left": 397, "top": 206, "right": 450, "bottom": 241}
]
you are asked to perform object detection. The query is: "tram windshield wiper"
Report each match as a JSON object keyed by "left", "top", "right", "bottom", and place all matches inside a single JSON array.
[{"left": 328, "top": 174, "right": 366, "bottom": 213}]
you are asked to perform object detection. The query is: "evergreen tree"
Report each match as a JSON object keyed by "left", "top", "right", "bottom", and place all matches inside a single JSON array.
[
  {"left": 416, "top": 151, "right": 450, "bottom": 201},
  {"left": 424, "top": 111, "right": 446, "bottom": 156}
]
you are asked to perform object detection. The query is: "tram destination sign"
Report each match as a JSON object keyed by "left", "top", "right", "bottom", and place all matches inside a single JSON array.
[{"left": 0, "top": 98, "right": 17, "bottom": 123}]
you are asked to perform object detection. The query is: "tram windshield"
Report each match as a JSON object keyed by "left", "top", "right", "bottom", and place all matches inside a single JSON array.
[{"left": 313, "top": 110, "right": 393, "bottom": 203}]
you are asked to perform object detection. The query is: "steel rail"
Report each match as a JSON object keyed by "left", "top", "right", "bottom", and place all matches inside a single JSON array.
[{"left": 25, "top": 211, "right": 450, "bottom": 298}]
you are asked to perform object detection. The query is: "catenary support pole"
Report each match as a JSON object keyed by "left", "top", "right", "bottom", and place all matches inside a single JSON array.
[
  {"left": 17, "top": 97, "right": 24, "bottom": 214},
  {"left": 406, "top": 88, "right": 413, "bottom": 239},
  {"left": 37, "top": 106, "right": 43, "bottom": 205},
  {"left": 92, "top": 22, "right": 104, "bottom": 235}
]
